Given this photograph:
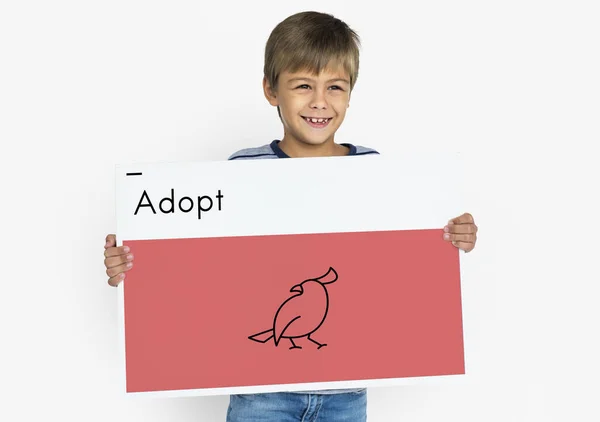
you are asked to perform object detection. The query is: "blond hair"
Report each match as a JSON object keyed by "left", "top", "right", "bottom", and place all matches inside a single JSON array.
[{"left": 264, "top": 11, "right": 361, "bottom": 93}]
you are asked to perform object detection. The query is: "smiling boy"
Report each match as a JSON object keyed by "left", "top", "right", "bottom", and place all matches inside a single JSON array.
[
  {"left": 103, "top": 11, "right": 478, "bottom": 421},
  {"left": 260, "top": 68, "right": 353, "bottom": 158}
]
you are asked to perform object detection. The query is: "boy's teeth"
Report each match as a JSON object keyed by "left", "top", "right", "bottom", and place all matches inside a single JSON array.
[{"left": 307, "top": 118, "right": 328, "bottom": 123}]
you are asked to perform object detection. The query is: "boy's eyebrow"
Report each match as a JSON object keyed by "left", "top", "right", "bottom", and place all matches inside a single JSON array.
[{"left": 287, "top": 77, "right": 350, "bottom": 84}]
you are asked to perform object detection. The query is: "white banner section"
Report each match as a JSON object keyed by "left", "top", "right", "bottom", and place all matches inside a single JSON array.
[{"left": 115, "top": 152, "right": 465, "bottom": 242}]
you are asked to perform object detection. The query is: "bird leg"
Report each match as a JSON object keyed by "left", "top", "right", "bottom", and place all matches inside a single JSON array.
[
  {"left": 288, "top": 338, "right": 302, "bottom": 350},
  {"left": 307, "top": 335, "right": 327, "bottom": 349}
]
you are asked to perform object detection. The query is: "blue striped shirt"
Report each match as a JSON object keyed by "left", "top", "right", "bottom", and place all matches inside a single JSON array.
[{"left": 229, "top": 139, "right": 380, "bottom": 161}]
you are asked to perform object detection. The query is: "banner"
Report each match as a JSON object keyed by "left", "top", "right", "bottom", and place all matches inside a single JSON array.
[{"left": 115, "top": 152, "right": 466, "bottom": 397}]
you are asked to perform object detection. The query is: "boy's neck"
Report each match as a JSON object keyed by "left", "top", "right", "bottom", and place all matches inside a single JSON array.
[{"left": 278, "top": 137, "right": 350, "bottom": 158}]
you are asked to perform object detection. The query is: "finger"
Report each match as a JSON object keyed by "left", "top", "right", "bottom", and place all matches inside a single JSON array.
[
  {"left": 445, "top": 223, "right": 478, "bottom": 235},
  {"left": 444, "top": 233, "right": 476, "bottom": 243},
  {"left": 105, "top": 261, "right": 134, "bottom": 279},
  {"left": 448, "top": 213, "right": 474, "bottom": 225},
  {"left": 108, "top": 273, "right": 126, "bottom": 287},
  {"left": 105, "top": 234, "right": 116, "bottom": 249},
  {"left": 104, "top": 253, "right": 134, "bottom": 270},
  {"left": 451, "top": 240, "right": 475, "bottom": 252},
  {"left": 104, "top": 245, "right": 131, "bottom": 258}
]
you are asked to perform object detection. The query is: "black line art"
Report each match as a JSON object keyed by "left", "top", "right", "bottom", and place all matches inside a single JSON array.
[
  {"left": 126, "top": 172, "right": 142, "bottom": 176},
  {"left": 248, "top": 267, "right": 338, "bottom": 350}
]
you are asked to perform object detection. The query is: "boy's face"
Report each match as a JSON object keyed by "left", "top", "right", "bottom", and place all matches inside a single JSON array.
[{"left": 263, "top": 66, "right": 351, "bottom": 149}]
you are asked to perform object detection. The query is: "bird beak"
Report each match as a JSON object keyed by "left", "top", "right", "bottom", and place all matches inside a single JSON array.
[{"left": 290, "top": 284, "right": 303, "bottom": 293}]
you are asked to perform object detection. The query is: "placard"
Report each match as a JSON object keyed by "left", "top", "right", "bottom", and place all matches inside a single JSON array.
[{"left": 115, "top": 153, "right": 466, "bottom": 397}]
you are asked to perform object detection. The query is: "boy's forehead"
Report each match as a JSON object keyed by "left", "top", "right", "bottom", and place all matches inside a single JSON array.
[{"left": 281, "top": 67, "right": 350, "bottom": 81}]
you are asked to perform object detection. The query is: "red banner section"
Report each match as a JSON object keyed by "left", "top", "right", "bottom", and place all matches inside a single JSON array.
[{"left": 123, "top": 229, "right": 464, "bottom": 393}]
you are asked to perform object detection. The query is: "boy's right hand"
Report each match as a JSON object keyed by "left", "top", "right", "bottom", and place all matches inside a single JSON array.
[{"left": 104, "top": 234, "right": 134, "bottom": 286}]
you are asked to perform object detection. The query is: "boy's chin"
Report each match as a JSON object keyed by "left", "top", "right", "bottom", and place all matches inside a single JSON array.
[{"left": 299, "top": 137, "right": 334, "bottom": 146}]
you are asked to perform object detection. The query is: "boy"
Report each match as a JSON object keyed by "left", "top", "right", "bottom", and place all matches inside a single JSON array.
[{"left": 103, "top": 11, "right": 478, "bottom": 421}]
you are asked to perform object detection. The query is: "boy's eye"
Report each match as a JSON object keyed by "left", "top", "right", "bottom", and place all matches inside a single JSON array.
[{"left": 294, "top": 84, "right": 345, "bottom": 91}]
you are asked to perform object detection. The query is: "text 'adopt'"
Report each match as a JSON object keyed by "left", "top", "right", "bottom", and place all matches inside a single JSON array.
[{"left": 134, "top": 189, "right": 224, "bottom": 219}]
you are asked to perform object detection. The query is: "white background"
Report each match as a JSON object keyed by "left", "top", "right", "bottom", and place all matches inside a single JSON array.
[{"left": 1, "top": 1, "right": 598, "bottom": 421}]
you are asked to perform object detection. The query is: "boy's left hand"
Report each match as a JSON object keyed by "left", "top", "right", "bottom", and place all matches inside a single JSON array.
[{"left": 444, "top": 213, "right": 478, "bottom": 252}]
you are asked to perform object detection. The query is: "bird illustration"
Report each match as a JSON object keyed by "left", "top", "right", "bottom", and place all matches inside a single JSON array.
[{"left": 248, "top": 267, "right": 338, "bottom": 350}]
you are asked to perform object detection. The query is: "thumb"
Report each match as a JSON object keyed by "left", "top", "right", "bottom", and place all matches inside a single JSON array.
[{"left": 105, "top": 234, "right": 116, "bottom": 248}]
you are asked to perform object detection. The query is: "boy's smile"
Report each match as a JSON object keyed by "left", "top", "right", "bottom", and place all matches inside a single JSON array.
[
  {"left": 302, "top": 116, "right": 332, "bottom": 129},
  {"left": 263, "top": 65, "right": 351, "bottom": 157}
]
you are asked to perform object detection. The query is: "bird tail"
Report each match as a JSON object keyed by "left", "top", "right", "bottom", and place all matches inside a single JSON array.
[
  {"left": 316, "top": 267, "right": 338, "bottom": 285},
  {"left": 248, "top": 328, "right": 274, "bottom": 344}
]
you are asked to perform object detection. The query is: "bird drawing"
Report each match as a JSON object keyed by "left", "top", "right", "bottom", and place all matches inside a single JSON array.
[{"left": 248, "top": 267, "right": 338, "bottom": 350}]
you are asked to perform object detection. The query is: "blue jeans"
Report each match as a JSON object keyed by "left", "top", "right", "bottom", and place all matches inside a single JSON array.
[{"left": 226, "top": 390, "right": 367, "bottom": 421}]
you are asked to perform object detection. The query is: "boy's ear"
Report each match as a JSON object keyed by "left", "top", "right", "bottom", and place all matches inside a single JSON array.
[{"left": 263, "top": 77, "right": 279, "bottom": 106}]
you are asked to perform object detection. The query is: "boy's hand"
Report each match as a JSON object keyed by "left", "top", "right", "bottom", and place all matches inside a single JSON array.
[
  {"left": 443, "top": 213, "right": 478, "bottom": 253},
  {"left": 104, "top": 234, "right": 134, "bottom": 286}
]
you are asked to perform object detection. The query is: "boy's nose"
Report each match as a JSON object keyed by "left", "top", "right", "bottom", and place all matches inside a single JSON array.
[{"left": 309, "top": 90, "right": 328, "bottom": 109}]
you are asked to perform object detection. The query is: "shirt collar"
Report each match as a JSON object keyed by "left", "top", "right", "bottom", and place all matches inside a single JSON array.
[{"left": 270, "top": 140, "right": 357, "bottom": 158}]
